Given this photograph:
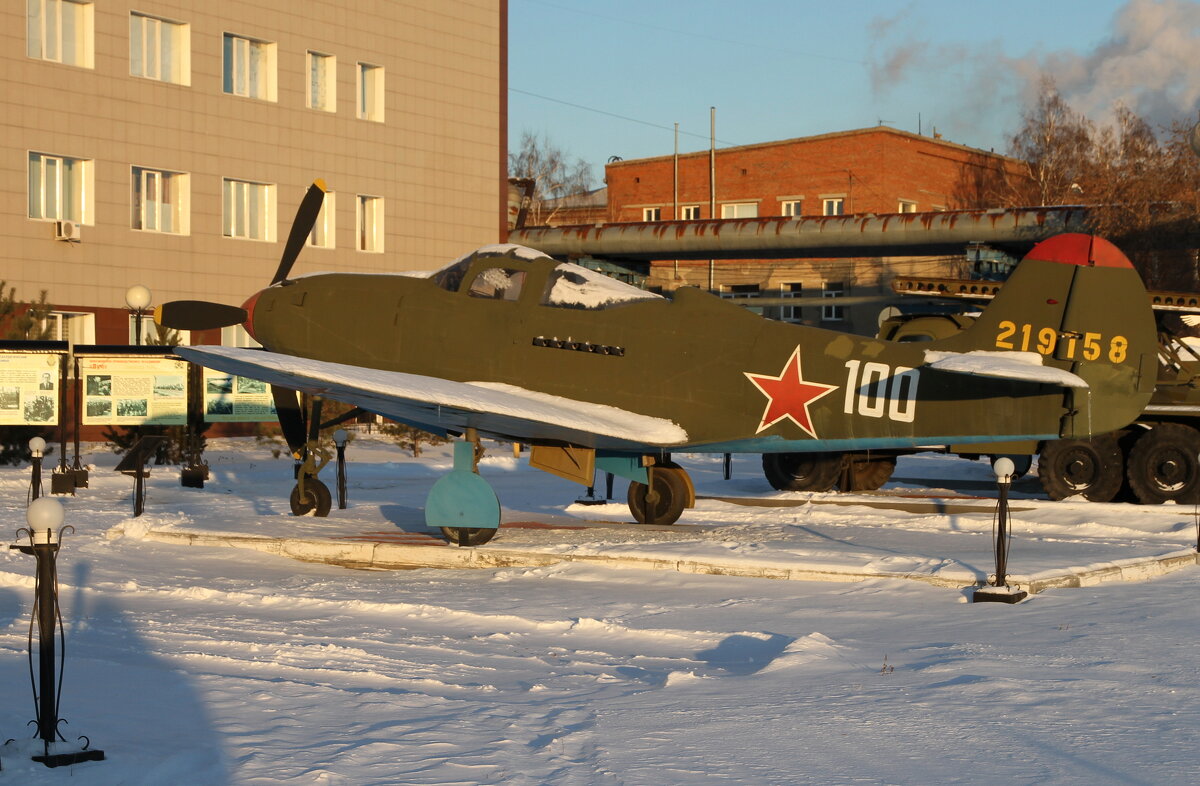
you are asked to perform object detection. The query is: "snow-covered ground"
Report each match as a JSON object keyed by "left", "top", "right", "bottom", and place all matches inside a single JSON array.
[{"left": 0, "top": 436, "right": 1197, "bottom": 785}]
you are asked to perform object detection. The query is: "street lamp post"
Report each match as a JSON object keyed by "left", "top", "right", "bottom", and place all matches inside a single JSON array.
[
  {"left": 29, "top": 436, "right": 46, "bottom": 501},
  {"left": 333, "top": 429, "right": 348, "bottom": 509},
  {"left": 124, "top": 285, "right": 152, "bottom": 345}
]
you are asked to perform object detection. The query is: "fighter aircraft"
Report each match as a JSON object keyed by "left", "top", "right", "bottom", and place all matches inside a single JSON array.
[{"left": 158, "top": 182, "right": 1158, "bottom": 545}]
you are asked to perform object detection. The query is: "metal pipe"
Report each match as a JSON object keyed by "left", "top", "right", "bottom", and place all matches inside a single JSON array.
[{"left": 511, "top": 206, "right": 1094, "bottom": 262}]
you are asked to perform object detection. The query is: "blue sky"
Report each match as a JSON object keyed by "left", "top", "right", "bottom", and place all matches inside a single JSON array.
[{"left": 508, "top": 0, "right": 1200, "bottom": 185}]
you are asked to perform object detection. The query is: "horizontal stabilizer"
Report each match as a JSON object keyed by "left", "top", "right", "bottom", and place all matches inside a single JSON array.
[{"left": 924, "top": 350, "right": 1089, "bottom": 388}]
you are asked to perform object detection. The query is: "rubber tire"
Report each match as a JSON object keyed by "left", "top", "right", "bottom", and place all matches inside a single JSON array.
[
  {"left": 440, "top": 527, "right": 498, "bottom": 546},
  {"left": 839, "top": 457, "right": 896, "bottom": 491},
  {"left": 290, "top": 478, "right": 332, "bottom": 517},
  {"left": 762, "top": 452, "right": 843, "bottom": 492},
  {"left": 1037, "top": 435, "right": 1123, "bottom": 502},
  {"left": 627, "top": 465, "right": 689, "bottom": 526},
  {"left": 1125, "top": 423, "right": 1200, "bottom": 505}
]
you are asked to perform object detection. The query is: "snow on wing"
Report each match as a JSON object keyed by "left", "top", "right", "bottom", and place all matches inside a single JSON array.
[{"left": 175, "top": 346, "right": 689, "bottom": 450}]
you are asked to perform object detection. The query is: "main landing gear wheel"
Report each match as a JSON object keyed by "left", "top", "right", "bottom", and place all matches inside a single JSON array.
[
  {"left": 1038, "top": 434, "right": 1124, "bottom": 502},
  {"left": 1125, "top": 423, "right": 1200, "bottom": 505},
  {"left": 290, "top": 477, "right": 332, "bottom": 516},
  {"left": 839, "top": 457, "right": 896, "bottom": 491},
  {"left": 628, "top": 464, "right": 689, "bottom": 526},
  {"left": 762, "top": 452, "right": 842, "bottom": 492},
  {"left": 439, "top": 527, "right": 498, "bottom": 546}
]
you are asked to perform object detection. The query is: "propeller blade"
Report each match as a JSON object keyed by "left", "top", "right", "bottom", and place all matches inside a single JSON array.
[
  {"left": 271, "top": 179, "right": 327, "bottom": 286},
  {"left": 271, "top": 385, "right": 308, "bottom": 456},
  {"left": 155, "top": 301, "right": 248, "bottom": 331}
]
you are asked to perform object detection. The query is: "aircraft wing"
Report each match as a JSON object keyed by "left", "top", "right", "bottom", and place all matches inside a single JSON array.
[
  {"left": 176, "top": 346, "right": 689, "bottom": 451},
  {"left": 923, "top": 349, "right": 1089, "bottom": 388}
]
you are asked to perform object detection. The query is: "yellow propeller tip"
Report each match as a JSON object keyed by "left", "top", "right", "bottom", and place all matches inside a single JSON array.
[
  {"left": 313, "top": 178, "right": 327, "bottom": 192},
  {"left": 152, "top": 305, "right": 163, "bottom": 325}
]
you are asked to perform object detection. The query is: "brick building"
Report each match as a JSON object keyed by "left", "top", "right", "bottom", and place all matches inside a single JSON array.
[{"left": 551, "top": 127, "right": 1025, "bottom": 334}]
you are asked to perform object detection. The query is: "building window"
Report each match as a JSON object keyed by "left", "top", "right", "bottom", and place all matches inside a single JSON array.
[
  {"left": 221, "top": 324, "right": 261, "bottom": 348},
  {"left": 223, "top": 178, "right": 275, "bottom": 241},
  {"left": 778, "top": 283, "right": 803, "bottom": 322},
  {"left": 28, "top": 151, "right": 92, "bottom": 224},
  {"left": 223, "top": 33, "right": 276, "bottom": 101},
  {"left": 130, "top": 315, "right": 189, "bottom": 346},
  {"left": 27, "top": 0, "right": 93, "bottom": 68},
  {"left": 132, "top": 167, "right": 188, "bottom": 234},
  {"left": 822, "top": 198, "right": 845, "bottom": 216},
  {"left": 130, "top": 12, "right": 189, "bottom": 84},
  {"left": 680, "top": 205, "right": 700, "bottom": 220},
  {"left": 356, "top": 62, "right": 384, "bottom": 121},
  {"left": 357, "top": 195, "right": 383, "bottom": 252},
  {"left": 307, "top": 50, "right": 336, "bottom": 112},
  {"left": 43, "top": 311, "right": 94, "bottom": 346},
  {"left": 308, "top": 191, "right": 335, "bottom": 248},
  {"left": 642, "top": 207, "right": 661, "bottom": 221},
  {"left": 822, "top": 281, "right": 845, "bottom": 322},
  {"left": 781, "top": 200, "right": 803, "bottom": 217},
  {"left": 721, "top": 203, "right": 758, "bottom": 219},
  {"left": 898, "top": 200, "right": 917, "bottom": 213}
]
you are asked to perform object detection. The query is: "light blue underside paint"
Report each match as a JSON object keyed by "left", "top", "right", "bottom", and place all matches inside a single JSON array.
[
  {"left": 596, "top": 455, "right": 648, "bottom": 484},
  {"left": 424, "top": 442, "right": 500, "bottom": 530},
  {"left": 684, "top": 434, "right": 1057, "bottom": 454}
]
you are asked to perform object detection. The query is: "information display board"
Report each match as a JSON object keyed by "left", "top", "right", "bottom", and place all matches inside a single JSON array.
[
  {"left": 79, "top": 356, "right": 189, "bottom": 426},
  {"left": 202, "top": 367, "right": 277, "bottom": 422},
  {"left": 0, "top": 352, "right": 61, "bottom": 425}
]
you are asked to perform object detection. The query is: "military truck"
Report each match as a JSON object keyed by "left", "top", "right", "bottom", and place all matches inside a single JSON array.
[{"left": 762, "top": 276, "right": 1200, "bottom": 505}]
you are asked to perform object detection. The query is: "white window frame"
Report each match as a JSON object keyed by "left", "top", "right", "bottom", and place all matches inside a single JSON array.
[
  {"left": 223, "top": 32, "right": 277, "bottom": 101},
  {"left": 308, "top": 191, "right": 336, "bottom": 249},
  {"left": 898, "top": 200, "right": 917, "bottom": 213},
  {"left": 781, "top": 200, "right": 803, "bottom": 218},
  {"left": 720, "top": 202, "right": 758, "bottom": 219},
  {"left": 356, "top": 62, "right": 384, "bottom": 121},
  {"left": 307, "top": 50, "right": 336, "bottom": 112},
  {"left": 357, "top": 194, "right": 383, "bottom": 252},
  {"left": 44, "top": 310, "right": 95, "bottom": 346},
  {"left": 131, "top": 166, "right": 189, "bottom": 234},
  {"left": 221, "top": 324, "right": 261, "bottom": 349},
  {"left": 679, "top": 205, "right": 700, "bottom": 220},
  {"left": 222, "top": 178, "right": 275, "bottom": 241},
  {"left": 27, "top": 0, "right": 94, "bottom": 68},
  {"left": 642, "top": 207, "right": 661, "bottom": 222},
  {"left": 822, "top": 281, "right": 845, "bottom": 322},
  {"left": 822, "top": 197, "right": 845, "bottom": 216},
  {"left": 779, "top": 283, "right": 803, "bottom": 322},
  {"left": 28, "top": 151, "right": 92, "bottom": 224},
  {"left": 130, "top": 12, "right": 189, "bottom": 85}
]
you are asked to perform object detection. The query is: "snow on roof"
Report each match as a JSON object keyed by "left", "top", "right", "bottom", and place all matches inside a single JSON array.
[{"left": 924, "top": 349, "right": 1089, "bottom": 388}]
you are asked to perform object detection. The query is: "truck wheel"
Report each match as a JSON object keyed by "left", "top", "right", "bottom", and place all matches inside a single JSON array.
[
  {"left": 1126, "top": 424, "right": 1200, "bottom": 505},
  {"left": 762, "top": 452, "right": 842, "bottom": 492},
  {"left": 1038, "top": 435, "right": 1123, "bottom": 502},
  {"left": 838, "top": 457, "right": 896, "bottom": 491}
]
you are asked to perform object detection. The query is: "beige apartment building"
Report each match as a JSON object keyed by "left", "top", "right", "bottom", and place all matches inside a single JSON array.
[{"left": 2, "top": 0, "right": 506, "bottom": 345}]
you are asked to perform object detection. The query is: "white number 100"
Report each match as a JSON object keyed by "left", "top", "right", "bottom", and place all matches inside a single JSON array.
[{"left": 843, "top": 360, "right": 919, "bottom": 423}]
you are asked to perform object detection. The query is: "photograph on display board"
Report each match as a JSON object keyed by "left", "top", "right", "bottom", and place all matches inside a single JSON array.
[
  {"left": 201, "top": 367, "right": 277, "bottom": 422},
  {"left": 154, "top": 375, "right": 185, "bottom": 398},
  {"left": 24, "top": 395, "right": 54, "bottom": 422},
  {"left": 207, "top": 375, "right": 235, "bottom": 395},
  {"left": 87, "top": 375, "right": 113, "bottom": 396},
  {"left": 0, "top": 386, "right": 19, "bottom": 410}
]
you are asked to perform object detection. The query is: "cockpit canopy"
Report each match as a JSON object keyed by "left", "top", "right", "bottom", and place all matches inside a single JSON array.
[{"left": 431, "top": 244, "right": 663, "bottom": 310}]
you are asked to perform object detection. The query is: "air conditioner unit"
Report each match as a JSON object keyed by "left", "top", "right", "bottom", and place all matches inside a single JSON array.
[{"left": 55, "top": 220, "right": 80, "bottom": 242}]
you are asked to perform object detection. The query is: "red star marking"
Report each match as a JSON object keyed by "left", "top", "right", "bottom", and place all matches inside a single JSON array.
[{"left": 744, "top": 347, "right": 838, "bottom": 437}]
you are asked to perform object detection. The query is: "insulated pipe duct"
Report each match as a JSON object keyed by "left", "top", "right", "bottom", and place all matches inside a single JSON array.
[{"left": 511, "top": 207, "right": 1094, "bottom": 261}]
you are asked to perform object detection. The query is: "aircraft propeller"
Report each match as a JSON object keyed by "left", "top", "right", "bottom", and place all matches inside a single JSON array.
[{"left": 155, "top": 180, "right": 327, "bottom": 332}]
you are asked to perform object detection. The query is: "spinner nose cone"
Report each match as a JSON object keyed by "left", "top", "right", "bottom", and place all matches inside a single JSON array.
[{"left": 241, "top": 290, "right": 263, "bottom": 342}]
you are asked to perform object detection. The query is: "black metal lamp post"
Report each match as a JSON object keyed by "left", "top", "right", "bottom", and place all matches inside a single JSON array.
[
  {"left": 9, "top": 497, "right": 104, "bottom": 768},
  {"left": 333, "top": 428, "right": 348, "bottom": 509},
  {"left": 973, "top": 457, "right": 1028, "bottom": 604},
  {"left": 124, "top": 285, "right": 152, "bottom": 346},
  {"left": 29, "top": 436, "right": 46, "bottom": 501}
]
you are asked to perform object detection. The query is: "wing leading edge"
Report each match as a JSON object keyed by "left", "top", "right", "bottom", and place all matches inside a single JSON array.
[{"left": 176, "top": 346, "right": 689, "bottom": 451}]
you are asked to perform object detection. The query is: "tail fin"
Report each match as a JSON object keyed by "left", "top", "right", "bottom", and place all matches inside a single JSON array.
[{"left": 940, "top": 234, "right": 1157, "bottom": 438}]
